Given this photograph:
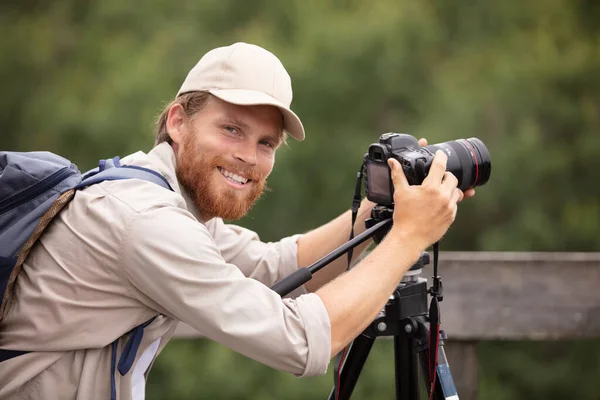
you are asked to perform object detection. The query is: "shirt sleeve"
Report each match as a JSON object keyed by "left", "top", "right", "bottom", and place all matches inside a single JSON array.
[
  {"left": 120, "top": 205, "right": 331, "bottom": 377},
  {"left": 204, "top": 218, "right": 306, "bottom": 292}
]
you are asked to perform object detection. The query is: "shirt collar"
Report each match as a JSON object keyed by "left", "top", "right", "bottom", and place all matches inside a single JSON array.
[{"left": 143, "top": 142, "right": 205, "bottom": 222}]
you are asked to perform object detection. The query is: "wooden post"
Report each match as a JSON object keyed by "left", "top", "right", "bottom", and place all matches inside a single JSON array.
[{"left": 445, "top": 340, "right": 479, "bottom": 400}]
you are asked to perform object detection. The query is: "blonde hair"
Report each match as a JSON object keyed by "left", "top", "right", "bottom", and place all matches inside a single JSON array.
[{"left": 154, "top": 91, "right": 213, "bottom": 146}]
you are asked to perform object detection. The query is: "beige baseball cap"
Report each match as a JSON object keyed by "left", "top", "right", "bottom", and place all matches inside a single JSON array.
[{"left": 177, "top": 42, "right": 305, "bottom": 141}]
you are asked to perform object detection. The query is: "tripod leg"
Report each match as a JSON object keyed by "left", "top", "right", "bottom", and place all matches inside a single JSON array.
[
  {"left": 394, "top": 336, "right": 420, "bottom": 400},
  {"left": 328, "top": 334, "right": 375, "bottom": 400}
]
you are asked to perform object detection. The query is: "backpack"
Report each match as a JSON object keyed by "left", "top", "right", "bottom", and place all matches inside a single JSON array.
[{"left": 0, "top": 151, "right": 173, "bottom": 399}]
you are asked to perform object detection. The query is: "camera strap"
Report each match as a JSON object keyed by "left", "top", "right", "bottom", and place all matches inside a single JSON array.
[{"left": 346, "top": 161, "right": 366, "bottom": 269}]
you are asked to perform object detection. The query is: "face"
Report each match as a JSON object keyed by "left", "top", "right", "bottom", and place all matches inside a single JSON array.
[{"left": 172, "top": 97, "right": 283, "bottom": 221}]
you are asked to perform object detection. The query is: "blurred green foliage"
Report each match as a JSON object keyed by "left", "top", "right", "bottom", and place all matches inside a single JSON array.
[{"left": 2, "top": 0, "right": 599, "bottom": 399}]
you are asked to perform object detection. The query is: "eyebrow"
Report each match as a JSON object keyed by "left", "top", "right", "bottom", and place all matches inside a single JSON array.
[{"left": 219, "top": 116, "right": 250, "bottom": 131}]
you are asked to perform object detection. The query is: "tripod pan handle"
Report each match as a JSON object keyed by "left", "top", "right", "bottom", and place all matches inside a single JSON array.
[{"left": 271, "top": 267, "right": 312, "bottom": 297}]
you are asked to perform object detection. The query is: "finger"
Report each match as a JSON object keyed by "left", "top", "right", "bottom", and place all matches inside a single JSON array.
[
  {"left": 441, "top": 171, "right": 459, "bottom": 196},
  {"left": 463, "top": 188, "right": 476, "bottom": 199},
  {"left": 418, "top": 138, "right": 428, "bottom": 147},
  {"left": 423, "top": 150, "right": 448, "bottom": 187},
  {"left": 388, "top": 158, "right": 409, "bottom": 189},
  {"left": 452, "top": 188, "right": 464, "bottom": 204}
]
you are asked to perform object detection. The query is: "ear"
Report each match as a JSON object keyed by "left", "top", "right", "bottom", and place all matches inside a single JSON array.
[{"left": 166, "top": 104, "right": 188, "bottom": 145}]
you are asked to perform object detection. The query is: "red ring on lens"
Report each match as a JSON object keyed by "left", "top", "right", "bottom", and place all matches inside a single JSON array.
[{"left": 458, "top": 139, "right": 479, "bottom": 187}]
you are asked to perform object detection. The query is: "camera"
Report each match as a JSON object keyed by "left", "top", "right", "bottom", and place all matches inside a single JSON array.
[{"left": 365, "top": 133, "right": 491, "bottom": 206}]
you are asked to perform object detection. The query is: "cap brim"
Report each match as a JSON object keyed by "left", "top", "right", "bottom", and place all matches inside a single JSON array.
[{"left": 207, "top": 89, "right": 305, "bottom": 141}]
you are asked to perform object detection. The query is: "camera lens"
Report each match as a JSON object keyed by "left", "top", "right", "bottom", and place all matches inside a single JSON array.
[{"left": 425, "top": 137, "right": 491, "bottom": 190}]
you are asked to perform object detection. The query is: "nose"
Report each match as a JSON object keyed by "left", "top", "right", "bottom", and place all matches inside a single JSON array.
[{"left": 233, "top": 143, "right": 258, "bottom": 166}]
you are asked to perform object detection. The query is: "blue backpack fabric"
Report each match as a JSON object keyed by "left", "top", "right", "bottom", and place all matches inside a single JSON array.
[{"left": 0, "top": 151, "right": 173, "bottom": 399}]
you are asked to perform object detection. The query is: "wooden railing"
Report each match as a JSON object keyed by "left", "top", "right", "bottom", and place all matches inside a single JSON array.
[{"left": 173, "top": 252, "right": 600, "bottom": 400}]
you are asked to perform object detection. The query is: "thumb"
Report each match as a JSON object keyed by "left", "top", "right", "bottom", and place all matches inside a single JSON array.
[{"left": 388, "top": 158, "right": 409, "bottom": 189}]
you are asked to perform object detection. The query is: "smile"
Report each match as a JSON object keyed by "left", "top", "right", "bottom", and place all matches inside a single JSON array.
[{"left": 218, "top": 167, "right": 250, "bottom": 185}]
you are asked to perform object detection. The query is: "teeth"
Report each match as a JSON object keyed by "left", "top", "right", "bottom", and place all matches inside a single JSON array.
[{"left": 218, "top": 168, "right": 249, "bottom": 184}]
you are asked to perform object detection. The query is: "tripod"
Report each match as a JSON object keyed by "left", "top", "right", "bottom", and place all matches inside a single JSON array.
[
  {"left": 271, "top": 211, "right": 459, "bottom": 400},
  {"left": 327, "top": 256, "right": 458, "bottom": 400}
]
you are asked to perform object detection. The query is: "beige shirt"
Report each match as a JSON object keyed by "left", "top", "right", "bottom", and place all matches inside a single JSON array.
[{"left": 0, "top": 143, "right": 331, "bottom": 399}]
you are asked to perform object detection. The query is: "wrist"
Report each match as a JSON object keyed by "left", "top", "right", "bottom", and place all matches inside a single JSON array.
[
  {"left": 384, "top": 226, "right": 427, "bottom": 264},
  {"left": 356, "top": 198, "right": 376, "bottom": 219}
]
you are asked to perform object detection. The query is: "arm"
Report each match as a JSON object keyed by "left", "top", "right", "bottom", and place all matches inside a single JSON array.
[
  {"left": 122, "top": 207, "right": 330, "bottom": 377},
  {"left": 297, "top": 198, "right": 376, "bottom": 292},
  {"left": 317, "top": 227, "right": 422, "bottom": 356},
  {"left": 205, "top": 217, "right": 302, "bottom": 288},
  {"left": 316, "top": 152, "right": 464, "bottom": 357}
]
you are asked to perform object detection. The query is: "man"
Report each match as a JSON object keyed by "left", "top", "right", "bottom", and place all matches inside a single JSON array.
[{"left": 0, "top": 42, "right": 471, "bottom": 399}]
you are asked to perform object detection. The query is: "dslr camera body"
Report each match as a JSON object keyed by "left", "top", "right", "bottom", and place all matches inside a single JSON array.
[{"left": 365, "top": 133, "right": 491, "bottom": 206}]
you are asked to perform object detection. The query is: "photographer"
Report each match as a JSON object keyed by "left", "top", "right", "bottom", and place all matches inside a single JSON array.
[{"left": 0, "top": 42, "right": 473, "bottom": 399}]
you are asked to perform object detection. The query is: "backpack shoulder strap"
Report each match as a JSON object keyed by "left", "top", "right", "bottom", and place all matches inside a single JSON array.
[{"left": 79, "top": 156, "right": 173, "bottom": 191}]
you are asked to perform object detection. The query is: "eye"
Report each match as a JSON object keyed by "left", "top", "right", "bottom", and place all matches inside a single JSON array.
[
  {"left": 260, "top": 140, "right": 275, "bottom": 148},
  {"left": 223, "top": 126, "right": 241, "bottom": 136}
]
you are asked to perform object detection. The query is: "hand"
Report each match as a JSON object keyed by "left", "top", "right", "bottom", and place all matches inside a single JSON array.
[
  {"left": 417, "top": 137, "right": 475, "bottom": 201},
  {"left": 387, "top": 150, "right": 462, "bottom": 249}
]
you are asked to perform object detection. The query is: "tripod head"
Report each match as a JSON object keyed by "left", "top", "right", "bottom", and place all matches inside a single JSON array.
[{"left": 364, "top": 205, "right": 394, "bottom": 243}]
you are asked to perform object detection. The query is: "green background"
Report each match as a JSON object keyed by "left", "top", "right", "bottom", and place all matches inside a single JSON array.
[{"left": 2, "top": 0, "right": 599, "bottom": 398}]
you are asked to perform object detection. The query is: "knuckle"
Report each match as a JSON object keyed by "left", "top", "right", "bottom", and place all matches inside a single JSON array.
[
  {"left": 426, "top": 187, "right": 440, "bottom": 199},
  {"left": 442, "top": 187, "right": 452, "bottom": 199},
  {"left": 426, "top": 184, "right": 439, "bottom": 194}
]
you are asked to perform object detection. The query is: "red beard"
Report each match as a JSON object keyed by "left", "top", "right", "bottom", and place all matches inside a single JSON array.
[{"left": 175, "top": 133, "right": 268, "bottom": 221}]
